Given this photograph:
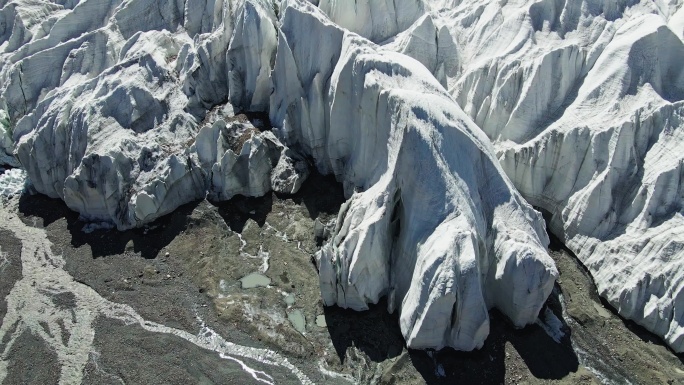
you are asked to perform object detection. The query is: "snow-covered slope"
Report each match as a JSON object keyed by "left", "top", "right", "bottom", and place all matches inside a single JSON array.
[{"left": 1, "top": 0, "right": 682, "bottom": 353}]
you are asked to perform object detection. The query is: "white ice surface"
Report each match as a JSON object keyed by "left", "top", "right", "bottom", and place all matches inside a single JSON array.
[
  {"left": 415, "top": 0, "right": 684, "bottom": 352},
  {"left": 0, "top": 0, "right": 301, "bottom": 230},
  {"left": 270, "top": 2, "right": 557, "bottom": 350}
]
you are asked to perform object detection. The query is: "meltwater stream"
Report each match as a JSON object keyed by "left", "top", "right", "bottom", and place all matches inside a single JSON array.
[
  {"left": 0, "top": 199, "right": 312, "bottom": 385},
  {"left": 554, "top": 287, "right": 634, "bottom": 385}
]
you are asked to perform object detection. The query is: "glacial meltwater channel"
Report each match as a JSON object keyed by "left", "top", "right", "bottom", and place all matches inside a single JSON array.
[
  {"left": 555, "top": 288, "right": 634, "bottom": 385},
  {"left": 0, "top": 198, "right": 312, "bottom": 385}
]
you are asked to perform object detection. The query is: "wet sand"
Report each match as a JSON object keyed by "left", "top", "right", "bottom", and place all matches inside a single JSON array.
[{"left": 1, "top": 173, "right": 683, "bottom": 384}]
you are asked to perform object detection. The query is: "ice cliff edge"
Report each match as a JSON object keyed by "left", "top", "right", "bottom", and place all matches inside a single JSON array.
[{"left": 270, "top": 2, "right": 557, "bottom": 350}]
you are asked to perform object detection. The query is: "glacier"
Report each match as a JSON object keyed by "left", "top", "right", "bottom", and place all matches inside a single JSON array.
[
  {"left": 271, "top": 3, "right": 556, "bottom": 350},
  {"left": 421, "top": 0, "right": 684, "bottom": 352},
  {"left": 0, "top": 0, "right": 682, "bottom": 353}
]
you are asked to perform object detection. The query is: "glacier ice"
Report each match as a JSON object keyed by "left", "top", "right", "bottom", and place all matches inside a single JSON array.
[
  {"left": 227, "top": 0, "right": 278, "bottom": 112},
  {"left": 0, "top": 0, "right": 300, "bottom": 230},
  {"left": 316, "top": 0, "right": 425, "bottom": 43},
  {"left": 271, "top": 2, "right": 556, "bottom": 350},
  {"left": 0, "top": 167, "right": 29, "bottom": 197},
  {"left": 0, "top": 0, "right": 682, "bottom": 353},
  {"left": 0, "top": 110, "right": 17, "bottom": 167},
  {"left": 420, "top": 0, "right": 684, "bottom": 352},
  {"left": 194, "top": 112, "right": 309, "bottom": 200}
]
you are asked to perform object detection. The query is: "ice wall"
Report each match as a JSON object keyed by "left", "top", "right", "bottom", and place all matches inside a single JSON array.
[
  {"left": 271, "top": 2, "right": 557, "bottom": 350},
  {"left": 0, "top": 0, "right": 291, "bottom": 229},
  {"left": 411, "top": 0, "right": 684, "bottom": 352}
]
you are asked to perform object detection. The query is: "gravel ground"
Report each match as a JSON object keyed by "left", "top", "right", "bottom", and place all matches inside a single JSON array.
[
  {"left": 0, "top": 230, "right": 21, "bottom": 326},
  {"left": 1, "top": 173, "right": 683, "bottom": 384}
]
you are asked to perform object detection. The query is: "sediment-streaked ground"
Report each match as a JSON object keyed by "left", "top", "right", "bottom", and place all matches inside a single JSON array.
[{"left": 0, "top": 173, "right": 682, "bottom": 384}]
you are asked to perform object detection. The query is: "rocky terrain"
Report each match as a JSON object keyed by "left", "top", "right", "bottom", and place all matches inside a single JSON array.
[{"left": 0, "top": 173, "right": 682, "bottom": 384}]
